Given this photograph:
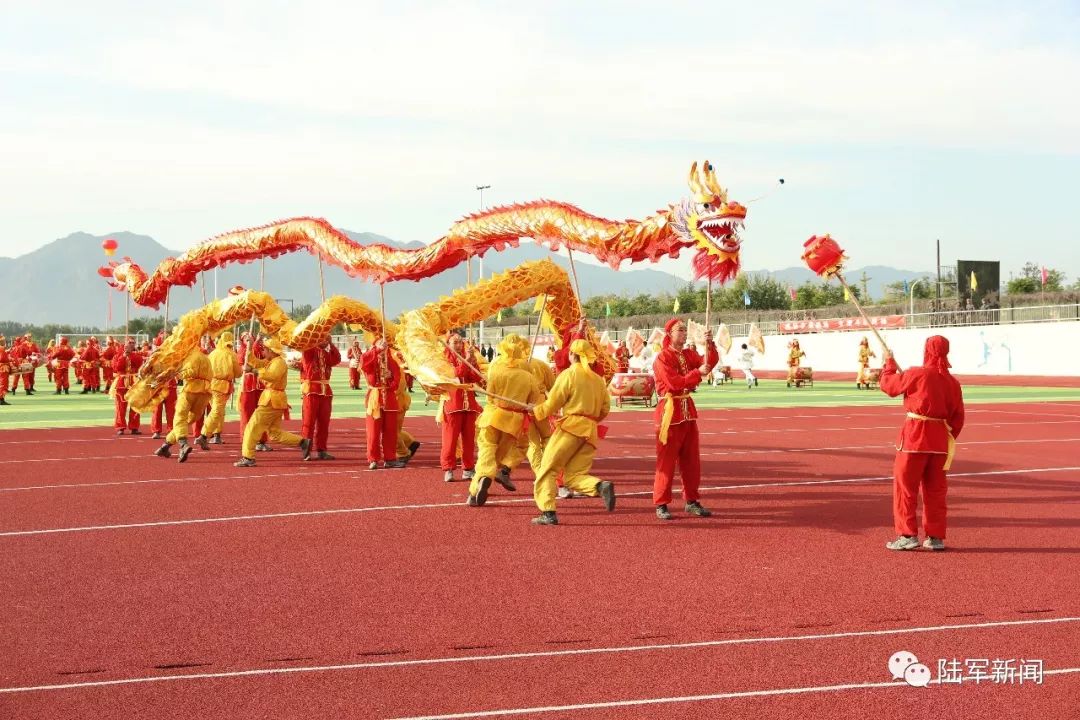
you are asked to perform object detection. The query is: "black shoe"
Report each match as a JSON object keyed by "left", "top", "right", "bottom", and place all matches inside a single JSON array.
[
  {"left": 686, "top": 501, "right": 712, "bottom": 517},
  {"left": 0, "top": 398, "right": 9, "bottom": 406},
  {"left": 63, "top": 388, "right": 69, "bottom": 395},
  {"left": 178, "top": 445, "right": 193, "bottom": 463},
  {"left": 234, "top": 457, "right": 256, "bottom": 468},
  {"left": 656, "top": 504, "right": 673, "bottom": 521},
  {"left": 368, "top": 461, "right": 380, "bottom": 470},
  {"left": 754, "top": 378, "right": 758, "bottom": 386},
  {"left": 81, "top": 389, "right": 89, "bottom": 395},
  {"left": 130, "top": 429, "right": 141, "bottom": 436},
  {"left": 597, "top": 481, "right": 616, "bottom": 512},
  {"left": 154, "top": 443, "right": 172, "bottom": 458},
  {"left": 116, "top": 429, "right": 125, "bottom": 436},
  {"left": 384, "top": 459, "right": 407, "bottom": 469},
  {"left": 54, "top": 390, "right": 61, "bottom": 395},
  {"left": 300, "top": 438, "right": 312, "bottom": 460},
  {"left": 475, "top": 476, "right": 493, "bottom": 506},
  {"left": 407, "top": 440, "right": 421, "bottom": 460},
  {"left": 317, "top": 451, "right": 334, "bottom": 460},
  {"left": 25, "top": 389, "right": 32, "bottom": 395},
  {"left": 210, "top": 433, "right": 223, "bottom": 445},
  {"left": 151, "top": 432, "right": 162, "bottom": 440},
  {"left": 494, "top": 467, "right": 516, "bottom": 492},
  {"left": 195, "top": 434, "right": 210, "bottom": 451},
  {"left": 531, "top": 511, "right": 559, "bottom": 526},
  {"left": 466, "top": 495, "right": 478, "bottom": 507},
  {"left": 256, "top": 442, "right": 272, "bottom": 452}
]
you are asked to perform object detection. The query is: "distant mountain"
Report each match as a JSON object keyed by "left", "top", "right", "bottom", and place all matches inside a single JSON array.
[
  {"left": 746, "top": 265, "right": 934, "bottom": 299},
  {"left": 0, "top": 229, "right": 685, "bottom": 326}
]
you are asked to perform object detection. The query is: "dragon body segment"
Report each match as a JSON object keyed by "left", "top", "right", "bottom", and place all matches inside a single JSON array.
[{"left": 104, "top": 162, "right": 748, "bottom": 307}]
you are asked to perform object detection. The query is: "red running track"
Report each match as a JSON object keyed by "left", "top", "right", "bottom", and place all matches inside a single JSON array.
[{"left": 1, "top": 402, "right": 1078, "bottom": 719}]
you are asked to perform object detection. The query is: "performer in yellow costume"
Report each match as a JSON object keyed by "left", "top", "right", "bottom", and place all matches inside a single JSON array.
[
  {"left": 393, "top": 348, "right": 422, "bottom": 464},
  {"left": 204, "top": 331, "right": 242, "bottom": 444},
  {"left": 856, "top": 336, "right": 876, "bottom": 388},
  {"left": 529, "top": 339, "right": 615, "bottom": 525},
  {"left": 155, "top": 344, "right": 214, "bottom": 463},
  {"left": 786, "top": 340, "right": 806, "bottom": 385},
  {"left": 235, "top": 338, "right": 310, "bottom": 467},
  {"left": 467, "top": 334, "right": 542, "bottom": 507},
  {"left": 504, "top": 335, "right": 555, "bottom": 478}
]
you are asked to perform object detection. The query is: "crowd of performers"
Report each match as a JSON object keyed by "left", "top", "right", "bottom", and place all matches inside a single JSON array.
[{"left": 0, "top": 324, "right": 964, "bottom": 547}]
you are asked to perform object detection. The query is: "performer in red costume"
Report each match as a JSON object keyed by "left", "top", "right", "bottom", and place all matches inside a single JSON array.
[
  {"left": 79, "top": 337, "right": 102, "bottom": 393},
  {"left": 51, "top": 337, "right": 76, "bottom": 394},
  {"left": 299, "top": 340, "right": 341, "bottom": 460},
  {"left": 614, "top": 340, "right": 631, "bottom": 374},
  {"left": 346, "top": 338, "right": 363, "bottom": 390},
  {"left": 0, "top": 336, "right": 11, "bottom": 405},
  {"left": 879, "top": 336, "right": 965, "bottom": 551},
  {"left": 111, "top": 338, "right": 145, "bottom": 435},
  {"left": 361, "top": 337, "right": 404, "bottom": 469},
  {"left": 101, "top": 336, "right": 117, "bottom": 392},
  {"left": 652, "top": 318, "right": 718, "bottom": 520},
  {"left": 439, "top": 333, "right": 483, "bottom": 482}
]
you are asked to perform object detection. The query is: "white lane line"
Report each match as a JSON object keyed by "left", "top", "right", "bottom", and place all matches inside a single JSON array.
[
  {"left": 3, "top": 420, "right": 1078, "bottom": 465},
  {"left": 1, "top": 617, "right": 1076, "bottom": 696},
  {"left": 390, "top": 668, "right": 1080, "bottom": 719},
  {"left": 6, "top": 437, "right": 1079, "bottom": 493},
  {"left": 2, "top": 466, "right": 1077, "bottom": 537}
]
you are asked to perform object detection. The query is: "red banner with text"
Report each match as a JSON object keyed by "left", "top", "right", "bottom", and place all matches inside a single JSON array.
[{"left": 777, "top": 315, "right": 907, "bottom": 334}]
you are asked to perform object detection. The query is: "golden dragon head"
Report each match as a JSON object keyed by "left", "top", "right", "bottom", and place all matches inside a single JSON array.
[{"left": 670, "top": 161, "right": 747, "bottom": 284}]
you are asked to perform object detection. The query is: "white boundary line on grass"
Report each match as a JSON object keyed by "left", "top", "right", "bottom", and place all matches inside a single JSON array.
[
  {"left": 0, "top": 616, "right": 1076, "bottom": 696},
  {"left": 390, "top": 668, "right": 1080, "bottom": 719},
  {"left": 2, "top": 465, "right": 1078, "bottom": 537}
]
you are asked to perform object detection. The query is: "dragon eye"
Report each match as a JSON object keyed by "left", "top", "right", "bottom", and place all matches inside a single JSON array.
[{"left": 703, "top": 204, "right": 710, "bottom": 210}]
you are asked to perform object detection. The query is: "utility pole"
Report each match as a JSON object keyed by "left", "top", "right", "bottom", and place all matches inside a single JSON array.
[
  {"left": 935, "top": 238, "right": 941, "bottom": 302},
  {"left": 475, "top": 184, "right": 491, "bottom": 345}
]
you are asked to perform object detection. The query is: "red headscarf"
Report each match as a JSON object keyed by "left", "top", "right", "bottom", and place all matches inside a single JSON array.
[
  {"left": 923, "top": 335, "right": 951, "bottom": 373},
  {"left": 662, "top": 318, "right": 682, "bottom": 349}
]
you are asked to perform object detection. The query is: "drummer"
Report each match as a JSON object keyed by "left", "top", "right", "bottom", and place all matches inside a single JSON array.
[
  {"left": 787, "top": 340, "right": 806, "bottom": 386},
  {"left": 614, "top": 340, "right": 630, "bottom": 374}
]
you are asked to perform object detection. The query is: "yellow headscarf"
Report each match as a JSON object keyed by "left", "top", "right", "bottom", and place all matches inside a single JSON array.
[
  {"left": 497, "top": 334, "right": 525, "bottom": 368},
  {"left": 569, "top": 339, "right": 597, "bottom": 372},
  {"left": 263, "top": 338, "right": 284, "bottom": 356}
]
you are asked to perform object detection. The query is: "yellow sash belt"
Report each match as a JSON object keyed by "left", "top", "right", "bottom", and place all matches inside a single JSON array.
[
  {"left": 658, "top": 393, "right": 691, "bottom": 445},
  {"left": 906, "top": 412, "right": 956, "bottom": 470},
  {"left": 366, "top": 387, "right": 384, "bottom": 419}
]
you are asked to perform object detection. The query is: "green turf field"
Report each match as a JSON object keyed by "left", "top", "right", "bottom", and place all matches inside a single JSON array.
[{"left": 1, "top": 373, "right": 1078, "bottom": 429}]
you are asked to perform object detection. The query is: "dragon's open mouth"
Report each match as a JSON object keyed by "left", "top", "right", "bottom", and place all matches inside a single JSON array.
[{"left": 699, "top": 217, "right": 744, "bottom": 253}]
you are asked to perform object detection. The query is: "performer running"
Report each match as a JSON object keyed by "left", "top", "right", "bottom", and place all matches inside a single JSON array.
[
  {"left": 155, "top": 346, "right": 214, "bottom": 462},
  {"left": 856, "top": 337, "right": 876, "bottom": 388},
  {"left": 234, "top": 338, "right": 310, "bottom": 467},
  {"left": 299, "top": 339, "right": 341, "bottom": 460},
  {"left": 528, "top": 339, "right": 615, "bottom": 525},
  {"left": 204, "top": 331, "right": 243, "bottom": 445},
  {"left": 653, "top": 318, "right": 718, "bottom": 520},
  {"left": 51, "top": 337, "right": 76, "bottom": 395},
  {"left": 361, "top": 336, "right": 404, "bottom": 470},
  {"left": 440, "top": 333, "right": 483, "bottom": 482},
  {"left": 111, "top": 338, "right": 145, "bottom": 435},
  {"left": 738, "top": 343, "right": 757, "bottom": 388},
  {"left": 879, "top": 337, "right": 965, "bottom": 551},
  {"left": 467, "top": 335, "right": 542, "bottom": 506}
]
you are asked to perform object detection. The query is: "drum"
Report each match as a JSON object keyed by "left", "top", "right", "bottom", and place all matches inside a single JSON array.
[
  {"left": 15, "top": 362, "right": 33, "bottom": 375},
  {"left": 608, "top": 372, "right": 656, "bottom": 406},
  {"left": 795, "top": 366, "right": 813, "bottom": 381}
]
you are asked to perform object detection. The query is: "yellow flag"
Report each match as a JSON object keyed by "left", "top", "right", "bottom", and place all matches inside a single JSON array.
[
  {"left": 673, "top": 296, "right": 681, "bottom": 313},
  {"left": 843, "top": 285, "right": 851, "bottom": 301},
  {"left": 970, "top": 271, "right": 978, "bottom": 291},
  {"left": 533, "top": 294, "right": 547, "bottom": 312}
]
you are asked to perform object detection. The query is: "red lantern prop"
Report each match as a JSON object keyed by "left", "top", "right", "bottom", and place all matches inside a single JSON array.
[{"left": 102, "top": 238, "right": 118, "bottom": 257}]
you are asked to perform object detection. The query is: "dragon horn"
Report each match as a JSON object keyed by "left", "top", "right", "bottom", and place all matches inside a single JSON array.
[
  {"left": 688, "top": 161, "right": 706, "bottom": 198},
  {"left": 702, "top": 160, "right": 728, "bottom": 204}
]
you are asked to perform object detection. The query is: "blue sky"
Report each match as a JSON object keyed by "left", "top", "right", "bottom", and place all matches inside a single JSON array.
[{"left": 1, "top": 0, "right": 1077, "bottom": 281}]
